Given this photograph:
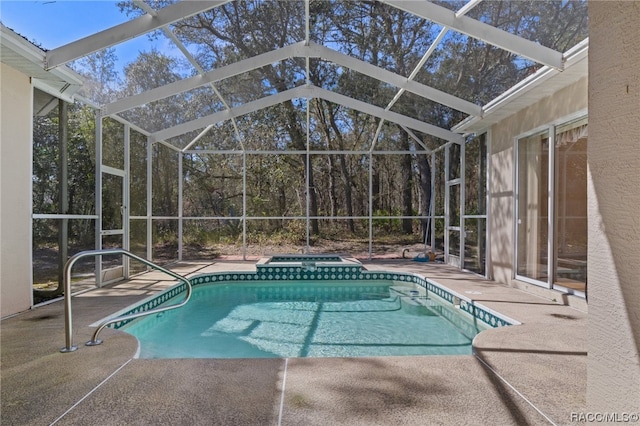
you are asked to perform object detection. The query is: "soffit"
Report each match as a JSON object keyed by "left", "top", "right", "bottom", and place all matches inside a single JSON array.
[{"left": 0, "top": 24, "right": 83, "bottom": 104}]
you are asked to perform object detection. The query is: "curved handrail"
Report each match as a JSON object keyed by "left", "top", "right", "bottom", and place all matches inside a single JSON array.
[{"left": 60, "top": 249, "right": 192, "bottom": 353}]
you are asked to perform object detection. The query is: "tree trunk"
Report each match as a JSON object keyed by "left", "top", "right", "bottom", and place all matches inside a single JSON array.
[
  {"left": 338, "top": 154, "right": 355, "bottom": 233},
  {"left": 328, "top": 155, "right": 337, "bottom": 217},
  {"left": 401, "top": 131, "right": 413, "bottom": 234},
  {"left": 327, "top": 109, "right": 355, "bottom": 233},
  {"left": 282, "top": 100, "right": 319, "bottom": 235},
  {"left": 307, "top": 164, "right": 320, "bottom": 235},
  {"left": 371, "top": 166, "right": 380, "bottom": 212},
  {"left": 417, "top": 153, "right": 432, "bottom": 243}
]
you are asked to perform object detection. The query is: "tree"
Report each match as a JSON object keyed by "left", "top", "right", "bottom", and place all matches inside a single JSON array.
[
  {"left": 109, "top": 0, "right": 588, "bottom": 251},
  {"left": 71, "top": 48, "right": 120, "bottom": 105}
]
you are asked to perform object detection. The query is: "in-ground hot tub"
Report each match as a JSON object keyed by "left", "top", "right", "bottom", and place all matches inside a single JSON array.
[
  {"left": 255, "top": 254, "right": 364, "bottom": 279},
  {"left": 256, "top": 254, "right": 362, "bottom": 272}
]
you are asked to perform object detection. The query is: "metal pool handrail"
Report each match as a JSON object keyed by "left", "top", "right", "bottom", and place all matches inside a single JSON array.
[{"left": 60, "top": 249, "right": 192, "bottom": 353}]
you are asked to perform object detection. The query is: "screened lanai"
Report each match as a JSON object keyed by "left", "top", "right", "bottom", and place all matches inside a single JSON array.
[{"left": 10, "top": 0, "right": 588, "bottom": 288}]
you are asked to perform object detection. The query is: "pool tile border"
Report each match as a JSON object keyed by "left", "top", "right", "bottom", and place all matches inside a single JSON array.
[{"left": 108, "top": 268, "right": 519, "bottom": 330}]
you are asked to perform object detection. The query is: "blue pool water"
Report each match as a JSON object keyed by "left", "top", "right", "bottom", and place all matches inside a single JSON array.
[{"left": 122, "top": 280, "right": 486, "bottom": 359}]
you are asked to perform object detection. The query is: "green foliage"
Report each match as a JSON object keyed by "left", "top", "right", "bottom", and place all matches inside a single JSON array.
[
  {"left": 32, "top": 1, "right": 588, "bottom": 258},
  {"left": 32, "top": 101, "right": 96, "bottom": 246}
]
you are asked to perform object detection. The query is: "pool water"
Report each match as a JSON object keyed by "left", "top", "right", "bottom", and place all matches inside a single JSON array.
[{"left": 122, "top": 280, "right": 486, "bottom": 359}]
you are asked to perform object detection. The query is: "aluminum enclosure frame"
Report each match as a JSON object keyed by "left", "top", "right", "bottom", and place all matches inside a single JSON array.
[{"left": 30, "top": 0, "right": 583, "bottom": 277}]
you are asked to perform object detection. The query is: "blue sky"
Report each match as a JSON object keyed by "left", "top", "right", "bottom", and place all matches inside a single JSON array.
[{"left": 0, "top": 1, "right": 180, "bottom": 71}]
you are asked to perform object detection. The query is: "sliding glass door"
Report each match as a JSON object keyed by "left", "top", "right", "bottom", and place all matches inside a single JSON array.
[
  {"left": 516, "top": 130, "right": 550, "bottom": 284},
  {"left": 515, "top": 118, "right": 587, "bottom": 296},
  {"left": 553, "top": 120, "right": 587, "bottom": 294}
]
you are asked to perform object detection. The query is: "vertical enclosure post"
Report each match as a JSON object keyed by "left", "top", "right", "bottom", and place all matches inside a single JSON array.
[
  {"left": 368, "top": 152, "right": 373, "bottom": 260},
  {"left": 94, "top": 112, "right": 103, "bottom": 287},
  {"left": 485, "top": 130, "right": 492, "bottom": 278},
  {"left": 123, "top": 124, "right": 131, "bottom": 278},
  {"left": 547, "top": 126, "right": 556, "bottom": 286},
  {"left": 178, "top": 152, "right": 183, "bottom": 261},
  {"left": 242, "top": 152, "right": 247, "bottom": 260},
  {"left": 146, "top": 137, "right": 153, "bottom": 264},
  {"left": 430, "top": 151, "right": 436, "bottom": 250},
  {"left": 444, "top": 143, "right": 450, "bottom": 263},
  {"left": 460, "top": 139, "right": 466, "bottom": 271},
  {"left": 57, "top": 99, "right": 68, "bottom": 289},
  {"left": 305, "top": 98, "right": 310, "bottom": 254}
]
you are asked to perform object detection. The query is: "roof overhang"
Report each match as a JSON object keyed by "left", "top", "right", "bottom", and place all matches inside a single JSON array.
[
  {"left": 452, "top": 38, "right": 588, "bottom": 135},
  {"left": 1, "top": 24, "right": 84, "bottom": 109}
]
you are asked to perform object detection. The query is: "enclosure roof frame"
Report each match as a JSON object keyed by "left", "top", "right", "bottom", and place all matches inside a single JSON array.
[
  {"left": 152, "top": 84, "right": 462, "bottom": 144},
  {"left": 44, "top": 1, "right": 231, "bottom": 69},
  {"left": 23, "top": 0, "right": 586, "bottom": 148}
]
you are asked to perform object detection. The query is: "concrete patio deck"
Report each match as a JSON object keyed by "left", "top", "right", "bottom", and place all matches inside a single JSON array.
[{"left": 1, "top": 260, "right": 587, "bottom": 425}]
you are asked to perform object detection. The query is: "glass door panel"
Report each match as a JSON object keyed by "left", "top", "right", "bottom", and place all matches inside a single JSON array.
[
  {"left": 553, "top": 124, "right": 587, "bottom": 294},
  {"left": 516, "top": 131, "right": 549, "bottom": 283}
]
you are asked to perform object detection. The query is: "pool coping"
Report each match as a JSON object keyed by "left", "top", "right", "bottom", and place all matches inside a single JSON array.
[{"left": 96, "top": 267, "right": 521, "bottom": 333}]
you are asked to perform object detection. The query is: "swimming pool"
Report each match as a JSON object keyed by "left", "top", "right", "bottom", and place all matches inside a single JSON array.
[{"left": 120, "top": 279, "right": 492, "bottom": 359}]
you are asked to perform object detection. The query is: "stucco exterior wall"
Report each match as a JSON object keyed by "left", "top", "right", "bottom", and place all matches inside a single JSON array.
[
  {"left": 0, "top": 62, "right": 33, "bottom": 317},
  {"left": 488, "top": 77, "right": 588, "bottom": 287},
  {"left": 587, "top": 1, "right": 640, "bottom": 412}
]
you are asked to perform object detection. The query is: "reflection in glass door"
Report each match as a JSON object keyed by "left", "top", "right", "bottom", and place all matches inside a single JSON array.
[
  {"left": 553, "top": 121, "right": 587, "bottom": 295},
  {"left": 516, "top": 130, "right": 550, "bottom": 284}
]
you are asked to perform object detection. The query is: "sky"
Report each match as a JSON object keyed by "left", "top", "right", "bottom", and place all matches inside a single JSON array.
[{"left": 0, "top": 1, "right": 180, "bottom": 72}]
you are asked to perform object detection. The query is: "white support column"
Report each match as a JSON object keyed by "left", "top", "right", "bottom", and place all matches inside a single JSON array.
[
  {"left": 485, "top": 129, "right": 492, "bottom": 279},
  {"left": 368, "top": 152, "right": 373, "bottom": 260},
  {"left": 146, "top": 137, "right": 153, "bottom": 264},
  {"left": 95, "top": 112, "right": 103, "bottom": 287},
  {"left": 444, "top": 144, "right": 450, "bottom": 263},
  {"left": 305, "top": 98, "right": 311, "bottom": 254},
  {"left": 547, "top": 126, "right": 555, "bottom": 285},
  {"left": 178, "top": 153, "right": 183, "bottom": 261},
  {"left": 123, "top": 124, "right": 131, "bottom": 278},
  {"left": 460, "top": 139, "right": 466, "bottom": 271},
  {"left": 242, "top": 152, "right": 247, "bottom": 260},
  {"left": 57, "top": 100, "right": 69, "bottom": 287},
  {"left": 430, "top": 152, "right": 436, "bottom": 250}
]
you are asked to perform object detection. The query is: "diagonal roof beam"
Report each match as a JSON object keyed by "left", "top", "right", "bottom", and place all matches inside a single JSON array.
[
  {"left": 401, "top": 126, "right": 432, "bottom": 153},
  {"left": 308, "top": 42, "right": 481, "bottom": 116},
  {"left": 311, "top": 86, "right": 462, "bottom": 143},
  {"left": 152, "top": 87, "right": 303, "bottom": 142},
  {"left": 153, "top": 85, "right": 462, "bottom": 144},
  {"left": 455, "top": 0, "right": 484, "bottom": 17},
  {"left": 104, "top": 41, "right": 479, "bottom": 117},
  {"left": 45, "top": 0, "right": 231, "bottom": 69},
  {"left": 384, "top": 0, "right": 564, "bottom": 70},
  {"left": 133, "top": 0, "right": 246, "bottom": 152},
  {"left": 371, "top": 0, "right": 483, "bottom": 152},
  {"left": 102, "top": 42, "right": 307, "bottom": 115}
]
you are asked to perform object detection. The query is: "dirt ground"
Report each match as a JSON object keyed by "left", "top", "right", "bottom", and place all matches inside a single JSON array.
[{"left": 183, "top": 240, "right": 433, "bottom": 260}]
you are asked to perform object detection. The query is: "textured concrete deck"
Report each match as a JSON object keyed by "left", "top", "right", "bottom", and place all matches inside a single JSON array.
[{"left": 1, "top": 260, "right": 587, "bottom": 425}]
